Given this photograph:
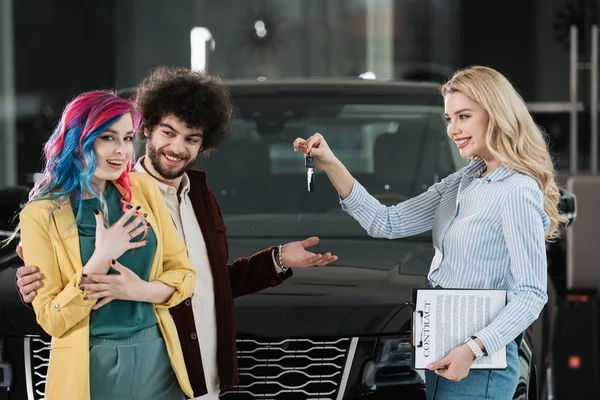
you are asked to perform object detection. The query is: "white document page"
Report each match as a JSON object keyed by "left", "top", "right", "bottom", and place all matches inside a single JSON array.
[{"left": 412, "top": 289, "right": 507, "bottom": 369}]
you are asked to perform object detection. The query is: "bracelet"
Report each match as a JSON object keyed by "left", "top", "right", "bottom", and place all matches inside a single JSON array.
[
  {"left": 277, "top": 244, "right": 288, "bottom": 271},
  {"left": 465, "top": 338, "right": 484, "bottom": 360},
  {"left": 472, "top": 336, "right": 488, "bottom": 356}
]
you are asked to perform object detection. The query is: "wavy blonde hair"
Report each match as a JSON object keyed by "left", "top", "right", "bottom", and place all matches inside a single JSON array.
[{"left": 441, "top": 66, "right": 566, "bottom": 240}]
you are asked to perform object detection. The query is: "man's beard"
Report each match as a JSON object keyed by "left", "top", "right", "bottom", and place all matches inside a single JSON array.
[{"left": 146, "top": 141, "right": 197, "bottom": 180}]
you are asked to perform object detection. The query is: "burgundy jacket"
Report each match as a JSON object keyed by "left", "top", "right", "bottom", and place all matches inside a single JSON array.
[
  {"left": 17, "top": 168, "right": 293, "bottom": 398},
  {"left": 164, "top": 169, "right": 293, "bottom": 397}
]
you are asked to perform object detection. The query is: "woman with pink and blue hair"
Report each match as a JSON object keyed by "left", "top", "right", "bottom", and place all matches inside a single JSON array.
[{"left": 17, "top": 91, "right": 196, "bottom": 400}]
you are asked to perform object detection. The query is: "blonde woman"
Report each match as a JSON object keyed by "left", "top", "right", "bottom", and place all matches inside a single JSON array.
[{"left": 293, "top": 66, "right": 563, "bottom": 400}]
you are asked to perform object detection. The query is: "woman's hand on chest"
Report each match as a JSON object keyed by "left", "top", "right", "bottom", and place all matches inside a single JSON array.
[
  {"left": 91, "top": 206, "right": 149, "bottom": 265},
  {"left": 81, "top": 260, "right": 148, "bottom": 310}
]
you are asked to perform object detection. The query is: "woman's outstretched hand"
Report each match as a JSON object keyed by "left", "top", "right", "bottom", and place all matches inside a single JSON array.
[
  {"left": 293, "top": 132, "right": 355, "bottom": 199},
  {"left": 293, "top": 132, "right": 338, "bottom": 171}
]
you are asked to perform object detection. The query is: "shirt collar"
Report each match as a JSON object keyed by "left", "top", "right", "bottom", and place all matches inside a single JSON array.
[
  {"left": 134, "top": 156, "right": 191, "bottom": 197},
  {"left": 464, "top": 158, "right": 487, "bottom": 178},
  {"left": 463, "top": 157, "right": 515, "bottom": 182},
  {"left": 485, "top": 165, "right": 515, "bottom": 182}
]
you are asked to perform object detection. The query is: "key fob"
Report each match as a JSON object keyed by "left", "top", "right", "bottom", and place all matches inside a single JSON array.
[
  {"left": 307, "top": 169, "right": 314, "bottom": 192},
  {"left": 305, "top": 156, "right": 316, "bottom": 168}
]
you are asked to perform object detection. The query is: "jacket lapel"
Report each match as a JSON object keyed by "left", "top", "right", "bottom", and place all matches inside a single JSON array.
[
  {"left": 113, "top": 180, "right": 159, "bottom": 228},
  {"left": 112, "top": 179, "right": 161, "bottom": 280},
  {"left": 51, "top": 202, "right": 84, "bottom": 271}
]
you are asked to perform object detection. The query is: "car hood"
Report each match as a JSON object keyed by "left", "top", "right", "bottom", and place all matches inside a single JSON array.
[
  {"left": 228, "top": 237, "right": 433, "bottom": 339},
  {"left": 0, "top": 236, "right": 435, "bottom": 338}
]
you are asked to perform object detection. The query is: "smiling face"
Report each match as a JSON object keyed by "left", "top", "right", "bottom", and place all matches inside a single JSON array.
[
  {"left": 92, "top": 113, "right": 135, "bottom": 190},
  {"left": 444, "top": 91, "right": 492, "bottom": 160},
  {"left": 144, "top": 115, "right": 204, "bottom": 182}
]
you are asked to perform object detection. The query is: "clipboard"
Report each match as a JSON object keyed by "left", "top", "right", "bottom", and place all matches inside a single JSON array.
[{"left": 410, "top": 287, "right": 508, "bottom": 370}]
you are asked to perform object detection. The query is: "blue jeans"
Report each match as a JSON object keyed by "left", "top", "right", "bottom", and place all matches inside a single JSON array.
[{"left": 425, "top": 335, "right": 521, "bottom": 400}]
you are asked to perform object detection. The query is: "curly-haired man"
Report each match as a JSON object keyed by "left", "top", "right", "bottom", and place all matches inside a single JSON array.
[{"left": 16, "top": 67, "right": 337, "bottom": 399}]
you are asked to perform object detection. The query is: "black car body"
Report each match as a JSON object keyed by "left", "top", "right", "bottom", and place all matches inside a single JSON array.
[{"left": 0, "top": 80, "right": 575, "bottom": 400}]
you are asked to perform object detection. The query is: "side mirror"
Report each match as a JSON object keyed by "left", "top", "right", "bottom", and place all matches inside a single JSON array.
[{"left": 558, "top": 187, "right": 576, "bottom": 226}]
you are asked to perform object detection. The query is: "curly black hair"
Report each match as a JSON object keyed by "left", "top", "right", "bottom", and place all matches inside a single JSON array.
[{"left": 135, "top": 66, "right": 233, "bottom": 155}]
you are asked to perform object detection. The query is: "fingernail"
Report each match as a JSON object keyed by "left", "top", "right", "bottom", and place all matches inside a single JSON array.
[
  {"left": 145, "top": 240, "right": 149, "bottom": 244},
  {"left": 136, "top": 206, "right": 141, "bottom": 210},
  {"left": 111, "top": 259, "right": 116, "bottom": 265},
  {"left": 126, "top": 205, "right": 132, "bottom": 209},
  {"left": 427, "top": 364, "right": 433, "bottom": 369},
  {"left": 82, "top": 274, "right": 87, "bottom": 278},
  {"left": 147, "top": 222, "right": 151, "bottom": 226},
  {"left": 143, "top": 213, "right": 148, "bottom": 218},
  {"left": 93, "top": 210, "right": 99, "bottom": 215},
  {"left": 79, "top": 286, "right": 85, "bottom": 291},
  {"left": 84, "top": 296, "right": 89, "bottom": 300}
]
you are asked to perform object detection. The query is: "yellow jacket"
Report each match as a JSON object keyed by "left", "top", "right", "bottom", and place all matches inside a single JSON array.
[{"left": 20, "top": 172, "right": 196, "bottom": 400}]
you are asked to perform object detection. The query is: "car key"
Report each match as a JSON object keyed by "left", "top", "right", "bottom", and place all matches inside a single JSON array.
[{"left": 305, "top": 155, "right": 316, "bottom": 192}]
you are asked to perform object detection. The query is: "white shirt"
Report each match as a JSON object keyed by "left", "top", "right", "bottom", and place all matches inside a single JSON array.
[{"left": 134, "top": 158, "right": 220, "bottom": 400}]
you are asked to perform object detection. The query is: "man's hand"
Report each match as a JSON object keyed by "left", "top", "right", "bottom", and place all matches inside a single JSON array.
[
  {"left": 82, "top": 260, "right": 147, "bottom": 310},
  {"left": 16, "top": 266, "right": 41, "bottom": 303},
  {"left": 281, "top": 236, "right": 338, "bottom": 268},
  {"left": 426, "top": 344, "right": 475, "bottom": 382},
  {"left": 15, "top": 245, "right": 41, "bottom": 303}
]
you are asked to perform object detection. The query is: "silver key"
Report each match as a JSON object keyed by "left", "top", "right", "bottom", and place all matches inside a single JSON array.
[{"left": 305, "top": 156, "right": 316, "bottom": 192}]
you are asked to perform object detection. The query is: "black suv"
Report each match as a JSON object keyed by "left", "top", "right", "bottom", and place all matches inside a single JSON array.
[{"left": 0, "top": 80, "right": 576, "bottom": 400}]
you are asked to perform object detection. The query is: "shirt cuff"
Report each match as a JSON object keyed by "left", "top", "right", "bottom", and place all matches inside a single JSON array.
[
  {"left": 339, "top": 180, "right": 367, "bottom": 212},
  {"left": 272, "top": 250, "right": 283, "bottom": 273},
  {"left": 474, "top": 326, "right": 504, "bottom": 356}
]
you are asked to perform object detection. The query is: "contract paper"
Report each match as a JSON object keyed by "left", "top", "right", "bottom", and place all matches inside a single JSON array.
[{"left": 412, "top": 289, "right": 507, "bottom": 370}]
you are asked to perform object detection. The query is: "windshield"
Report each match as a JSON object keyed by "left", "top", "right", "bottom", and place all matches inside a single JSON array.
[{"left": 194, "top": 89, "right": 468, "bottom": 239}]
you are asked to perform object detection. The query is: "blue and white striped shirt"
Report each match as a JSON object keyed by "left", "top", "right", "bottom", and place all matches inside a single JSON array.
[{"left": 340, "top": 157, "right": 549, "bottom": 355}]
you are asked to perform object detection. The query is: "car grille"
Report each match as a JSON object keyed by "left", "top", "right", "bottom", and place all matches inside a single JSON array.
[
  {"left": 24, "top": 336, "right": 51, "bottom": 400},
  {"left": 220, "top": 337, "right": 355, "bottom": 400},
  {"left": 26, "top": 336, "right": 356, "bottom": 400}
]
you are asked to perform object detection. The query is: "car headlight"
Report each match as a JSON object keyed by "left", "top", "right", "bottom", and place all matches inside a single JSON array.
[{"left": 361, "top": 334, "right": 424, "bottom": 390}]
